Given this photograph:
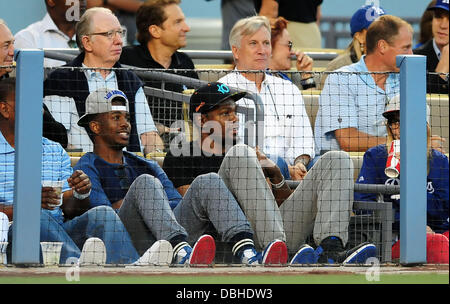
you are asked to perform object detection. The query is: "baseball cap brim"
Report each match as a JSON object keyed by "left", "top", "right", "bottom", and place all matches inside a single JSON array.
[
  {"left": 206, "top": 91, "right": 247, "bottom": 112},
  {"left": 428, "top": 4, "right": 449, "bottom": 11}
]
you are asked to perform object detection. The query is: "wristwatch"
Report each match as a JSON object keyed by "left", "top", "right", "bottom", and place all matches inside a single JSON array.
[
  {"left": 300, "top": 77, "right": 316, "bottom": 90},
  {"left": 270, "top": 176, "right": 286, "bottom": 189},
  {"left": 73, "top": 189, "right": 91, "bottom": 200}
]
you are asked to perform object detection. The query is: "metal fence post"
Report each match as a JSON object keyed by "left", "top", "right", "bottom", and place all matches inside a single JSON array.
[
  {"left": 11, "top": 49, "right": 43, "bottom": 265},
  {"left": 396, "top": 55, "right": 427, "bottom": 265}
]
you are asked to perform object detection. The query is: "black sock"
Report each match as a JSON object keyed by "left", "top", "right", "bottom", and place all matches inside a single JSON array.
[{"left": 319, "top": 236, "right": 344, "bottom": 253}]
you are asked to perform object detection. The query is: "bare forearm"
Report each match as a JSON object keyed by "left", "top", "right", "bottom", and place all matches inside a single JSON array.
[
  {"left": 335, "top": 128, "right": 385, "bottom": 152},
  {"left": 141, "top": 131, "right": 165, "bottom": 155},
  {"left": 0, "top": 204, "right": 13, "bottom": 222},
  {"left": 61, "top": 191, "right": 90, "bottom": 220}
]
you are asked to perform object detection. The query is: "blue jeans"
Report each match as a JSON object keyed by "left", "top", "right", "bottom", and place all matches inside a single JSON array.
[{"left": 8, "top": 206, "right": 139, "bottom": 264}]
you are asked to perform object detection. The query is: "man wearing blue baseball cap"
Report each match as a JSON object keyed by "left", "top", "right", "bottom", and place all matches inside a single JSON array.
[{"left": 414, "top": 0, "right": 449, "bottom": 94}]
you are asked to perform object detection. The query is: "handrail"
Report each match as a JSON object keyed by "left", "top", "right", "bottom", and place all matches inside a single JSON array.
[
  {"left": 286, "top": 180, "right": 400, "bottom": 195},
  {"left": 43, "top": 50, "right": 265, "bottom": 147},
  {"left": 43, "top": 48, "right": 339, "bottom": 62}
]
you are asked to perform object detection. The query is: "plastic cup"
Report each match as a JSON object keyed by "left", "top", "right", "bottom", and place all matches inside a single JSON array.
[
  {"left": 40, "top": 242, "right": 63, "bottom": 266},
  {"left": 0, "top": 241, "right": 8, "bottom": 265},
  {"left": 385, "top": 140, "right": 400, "bottom": 178},
  {"left": 42, "top": 180, "right": 64, "bottom": 207}
]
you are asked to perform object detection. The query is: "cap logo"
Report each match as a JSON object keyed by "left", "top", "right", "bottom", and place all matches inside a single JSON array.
[
  {"left": 105, "top": 90, "right": 127, "bottom": 100},
  {"left": 195, "top": 101, "right": 206, "bottom": 112},
  {"left": 217, "top": 83, "right": 230, "bottom": 94}
]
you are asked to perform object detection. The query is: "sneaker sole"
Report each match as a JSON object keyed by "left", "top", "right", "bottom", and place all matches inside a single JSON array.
[
  {"left": 290, "top": 245, "right": 316, "bottom": 265},
  {"left": 189, "top": 235, "right": 216, "bottom": 266},
  {"left": 263, "top": 240, "right": 288, "bottom": 265},
  {"left": 343, "top": 243, "right": 377, "bottom": 265},
  {"left": 79, "top": 237, "right": 106, "bottom": 266},
  {"left": 141, "top": 240, "right": 173, "bottom": 266}
]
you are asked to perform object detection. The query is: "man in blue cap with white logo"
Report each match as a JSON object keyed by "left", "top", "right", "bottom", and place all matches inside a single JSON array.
[{"left": 414, "top": 0, "right": 449, "bottom": 94}]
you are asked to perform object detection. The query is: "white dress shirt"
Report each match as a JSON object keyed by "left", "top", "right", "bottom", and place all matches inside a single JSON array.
[{"left": 14, "top": 13, "right": 77, "bottom": 67}]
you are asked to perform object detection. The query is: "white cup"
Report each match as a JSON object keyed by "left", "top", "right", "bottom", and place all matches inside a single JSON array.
[
  {"left": 42, "top": 180, "right": 64, "bottom": 207},
  {"left": 40, "top": 242, "right": 63, "bottom": 266},
  {"left": 0, "top": 241, "right": 8, "bottom": 265}
]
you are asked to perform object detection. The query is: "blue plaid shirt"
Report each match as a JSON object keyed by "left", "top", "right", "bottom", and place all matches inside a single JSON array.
[
  {"left": 0, "top": 131, "right": 71, "bottom": 224},
  {"left": 314, "top": 55, "right": 400, "bottom": 154}
]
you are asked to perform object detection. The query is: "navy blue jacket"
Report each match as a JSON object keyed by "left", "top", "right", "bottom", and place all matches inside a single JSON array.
[{"left": 355, "top": 144, "right": 449, "bottom": 233}]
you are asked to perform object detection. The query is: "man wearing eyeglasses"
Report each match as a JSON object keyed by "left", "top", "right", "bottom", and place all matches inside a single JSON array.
[
  {"left": 44, "top": 7, "right": 164, "bottom": 155},
  {"left": 14, "top": 0, "right": 87, "bottom": 67},
  {"left": 74, "top": 87, "right": 284, "bottom": 265}
]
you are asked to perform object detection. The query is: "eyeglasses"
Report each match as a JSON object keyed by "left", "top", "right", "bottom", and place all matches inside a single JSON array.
[
  {"left": 287, "top": 41, "right": 293, "bottom": 51},
  {"left": 114, "top": 164, "right": 130, "bottom": 191},
  {"left": 87, "top": 29, "right": 126, "bottom": 40},
  {"left": 388, "top": 119, "right": 400, "bottom": 129}
]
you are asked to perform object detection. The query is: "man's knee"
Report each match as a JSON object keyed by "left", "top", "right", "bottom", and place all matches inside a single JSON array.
[
  {"left": 132, "top": 174, "right": 163, "bottom": 189},
  {"left": 89, "top": 205, "right": 120, "bottom": 222},
  {"left": 191, "top": 172, "right": 222, "bottom": 188},
  {"left": 322, "top": 151, "right": 353, "bottom": 168}
]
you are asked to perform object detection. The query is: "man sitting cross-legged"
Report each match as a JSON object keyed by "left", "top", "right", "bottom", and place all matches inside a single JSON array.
[
  {"left": 163, "top": 82, "right": 377, "bottom": 265},
  {"left": 74, "top": 87, "right": 286, "bottom": 265}
]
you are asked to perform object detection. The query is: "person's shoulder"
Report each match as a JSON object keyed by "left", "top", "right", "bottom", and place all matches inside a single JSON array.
[
  {"left": 365, "top": 144, "right": 386, "bottom": 156},
  {"left": 413, "top": 40, "right": 433, "bottom": 55},
  {"left": 431, "top": 149, "right": 449, "bottom": 161},
  {"left": 120, "top": 45, "right": 146, "bottom": 62},
  {"left": 42, "top": 137, "right": 68, "bottom": 158},
  {"left": 174, "top": 51, "right": 195, "bottom": 67}
]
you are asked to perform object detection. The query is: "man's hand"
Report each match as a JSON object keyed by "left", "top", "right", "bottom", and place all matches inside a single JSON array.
[
  {"left": 254, "top": 146, "right": 280, "bottom": 180},
  {"left": 288, "top": 162, "right": 307, "bottom": 181},
  {"left": 41, "top": 187, "right": 61, "bottom": 210},
  {"left": 68, "top": 170, "right": 91, "bottom": 196},
  {"left": 436, "top": 44, "right": 449, "bottom": 80},
  {"left": 294, "top": 51, "right": 314, "bottom": 79}
]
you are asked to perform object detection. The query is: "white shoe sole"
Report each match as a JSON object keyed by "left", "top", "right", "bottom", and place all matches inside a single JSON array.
[
  {"left": 136, "top": 240, "right": 173, "bottom": 266},
  {"left": 79, "top": 237, "right": 106, "bottom": 266}
]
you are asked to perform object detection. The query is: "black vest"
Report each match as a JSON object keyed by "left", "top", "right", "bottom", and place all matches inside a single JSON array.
[{"left": 43, "top": 53, "right": 143, "bottom": 152}]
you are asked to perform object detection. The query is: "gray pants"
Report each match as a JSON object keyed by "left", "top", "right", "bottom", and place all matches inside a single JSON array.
[
  {"left": 174, "top": 173, "right": 253, "bottom": 245},
  {"left": 118, "top": 173, "right": 253, "bottom": 255},
  {"left": 218, "top": 144, "right": 353, "bottom": 254},
  {"left": 118, "top": 174, "right": 187, "bottom": 255}
]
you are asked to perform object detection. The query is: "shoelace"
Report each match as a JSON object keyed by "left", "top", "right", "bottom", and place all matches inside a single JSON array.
[
  {"left": 248, "top": 252, "right": 262, "bottom": 264},
  {"left": 177, "top": 246, "right": 192, "bottom": 264}
]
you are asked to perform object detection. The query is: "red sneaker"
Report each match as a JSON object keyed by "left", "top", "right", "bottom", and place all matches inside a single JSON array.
[
  {"left": 188, "top": 234, "right": 216, "bottom": 266},
  {"left": 262, "top": 240, "right": 288, "bottom": 266}
]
